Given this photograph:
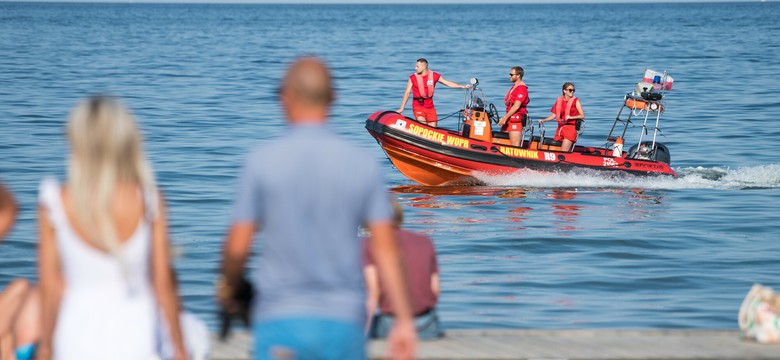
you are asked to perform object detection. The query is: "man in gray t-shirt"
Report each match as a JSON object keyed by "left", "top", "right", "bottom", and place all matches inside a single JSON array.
[{"left": 218, "top": 57, "right": 416, "bottom": 360}]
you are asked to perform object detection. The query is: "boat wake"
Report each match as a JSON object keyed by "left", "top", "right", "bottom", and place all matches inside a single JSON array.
[{"left": 474, "top": 164, "right": 780, "bottom": 190}]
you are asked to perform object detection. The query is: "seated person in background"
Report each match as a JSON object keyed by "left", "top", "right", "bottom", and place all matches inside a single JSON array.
[
  {"left": 497, "top": 66, "right": 530, "bottom": 147},
  {"left": 363, "top": 197, "right": 442, "bottom": 339},
  {"left": 538, "top": 82, "right": 585, "bottom": 152},
  {"left": 739, "top": 283, "right": 780, "bottom": 344}
]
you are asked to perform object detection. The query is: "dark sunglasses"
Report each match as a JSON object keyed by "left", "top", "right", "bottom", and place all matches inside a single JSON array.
[
  {"left": 509, "top": 73, "right": 518, "bottom": 76},
  {"left": 565, "top": 88, "right": 575, "bottom": 93}
]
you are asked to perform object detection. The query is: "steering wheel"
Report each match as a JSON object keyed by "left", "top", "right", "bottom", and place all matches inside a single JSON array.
[{"left": 488, "top": 103, "right": 500, "bottom": 124}]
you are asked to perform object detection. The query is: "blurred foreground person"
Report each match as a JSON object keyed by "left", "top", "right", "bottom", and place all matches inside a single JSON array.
[
  {"left": 219, "top": 57, "right": 417, "bottom": 360},
  {"left": 0, "top": 280, "right": 40, "bottom": 360},
  {"left": 0, "top": 183, "right": 17, "bottom": 240},
  {"left": 37, "top": 97, "right": 187, "bottom": 360},
  {"left": 1, "top": 184, "right": 40, "bottom": 360},
  {"left": 739, "top": 283, "right": 780, "bottom": 344},
  {"left": 364, "top": 197, "right": 442, "bottom": 339}
]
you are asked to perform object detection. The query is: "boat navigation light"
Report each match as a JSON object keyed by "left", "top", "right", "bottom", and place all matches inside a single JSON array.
[{"left": 470, "top": 78, "right": 479, "bottom": 88}]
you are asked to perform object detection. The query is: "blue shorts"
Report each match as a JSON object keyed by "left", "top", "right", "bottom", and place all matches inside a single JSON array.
[
  {"left": 253, "top": 317, "right": 365, "bottom": 360},
  {"left": 16, "top": 343, "right": 36, "bottom": 360}
]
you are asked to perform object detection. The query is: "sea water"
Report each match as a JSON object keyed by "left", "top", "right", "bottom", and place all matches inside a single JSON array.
[{"left": 1, "top": 2, "right": 779, "bottom": 330}]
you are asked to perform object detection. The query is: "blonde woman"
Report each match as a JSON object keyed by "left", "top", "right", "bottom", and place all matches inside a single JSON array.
[{"left": 37, "top": 97, "right": 186, "bottom": 360}]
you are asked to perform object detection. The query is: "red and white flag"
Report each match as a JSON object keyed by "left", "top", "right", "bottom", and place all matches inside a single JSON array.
[{"left": 642, "top": 68, "right": 674, "bottom": 91}]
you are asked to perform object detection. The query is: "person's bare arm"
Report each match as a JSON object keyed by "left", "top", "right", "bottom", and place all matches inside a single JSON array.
[
  {"left": 397, "top": 80, "right": 413, "bottom": 113},
  {"left": 150, "top": 193, "right": 187, "bottom": 360},
  {"left": 368, "top": 222, "right": 416, "bottom": 360},
  {"left": 438, "top": 77, "right": 470, "bottom": 89},
  {"left": 363, "top": 264, "right": 380, "bottom": 332},
  {"left": 218, "top": 222, "right": 255, "bottom": 307},
  {"left": 431, "top": 272, "right": 440, "bottom": 298},
  {"left": 37, "top": 205, "right": 63, "bottom": 360},
  {"left": 539, "top": 110, "right": 557, "bottom": 125},
  {"left": 0, "top": 184, "right": 17, "bottom": 240}
]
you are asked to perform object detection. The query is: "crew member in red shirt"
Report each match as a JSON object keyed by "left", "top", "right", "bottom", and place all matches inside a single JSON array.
[
  {"left": 539, "top": 82, "right": 585, "bottom": 152},
  {"left": 498, "top": 66, "right": 530, "bottom": 147},
  {"left": 397, "top": 58, "right": 470, "bottom": 128}
]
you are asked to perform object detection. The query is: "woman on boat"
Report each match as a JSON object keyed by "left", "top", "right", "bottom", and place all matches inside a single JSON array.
[
  {"left": 539, "top": 82, "right": 585, "bottom": 152},
  {"left": 37, "top": 96, "right": 187, "bottom": 360},
  {"left": 498, "top": 66, "right": 529, "bottom": 147}
]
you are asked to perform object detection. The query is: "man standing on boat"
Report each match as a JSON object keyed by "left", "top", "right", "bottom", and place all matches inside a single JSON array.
[
  {"left": 397, "top": 58, "right": 470, "bottom": 128},
  {"left": 219, "top": 57, "right": 416, "bottom": 360},
  {"left": 498, "top": 66, "right": 530, "bottom": 147}
]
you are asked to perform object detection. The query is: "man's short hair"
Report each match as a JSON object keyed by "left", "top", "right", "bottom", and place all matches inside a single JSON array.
[
  {"left": 512, "top": 66, "right": 524, "bottom": 79},
  {"left": 416, "top": 58, "right": 428, "bottom": 65}
]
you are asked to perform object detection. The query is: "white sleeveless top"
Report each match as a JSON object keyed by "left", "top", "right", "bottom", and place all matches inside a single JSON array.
[{"left": 39, "top": 178, "right": 158, "bottom": 360}]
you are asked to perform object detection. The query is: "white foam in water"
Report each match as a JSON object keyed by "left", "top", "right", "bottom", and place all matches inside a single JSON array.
[{"left": 474, "top": 164, "right": 780, "bottom": 190}]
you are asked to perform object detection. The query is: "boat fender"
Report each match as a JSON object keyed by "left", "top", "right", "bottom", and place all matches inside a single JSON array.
[
  {"left": 557, "top": 155, "right": 565, "bottom": 162},
  {"left": 626, "top": 98, "right": 647, "bottom": 110},
  {"left": 624, "top": 161, "right": 632, "bottom": 168}
]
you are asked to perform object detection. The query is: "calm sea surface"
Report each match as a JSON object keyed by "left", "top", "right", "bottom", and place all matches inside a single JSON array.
[{"left": 1, "top": 2, "right": 779, "bottom": 331}]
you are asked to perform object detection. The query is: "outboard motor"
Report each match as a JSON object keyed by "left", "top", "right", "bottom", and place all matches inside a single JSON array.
[{"left": 628, "top": 141, "right": 671, "bottom": 164}]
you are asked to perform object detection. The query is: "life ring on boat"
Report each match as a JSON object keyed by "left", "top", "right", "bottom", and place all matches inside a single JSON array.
[{"left": 625, "top": 98, "right": 648, "bottom": 110}]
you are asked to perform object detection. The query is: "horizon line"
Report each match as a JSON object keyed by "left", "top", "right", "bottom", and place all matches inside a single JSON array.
[{"left": 0, "top": 0, "right": 768, "bottom": 4}]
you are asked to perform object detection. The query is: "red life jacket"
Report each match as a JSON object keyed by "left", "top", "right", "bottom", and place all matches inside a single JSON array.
[
  {"left": 413, "top": 72, "right": 435, "bottom": 99},
  {"left": 554, "top": 96, "right": 579, "bottom": 126},
  {"left": 504, "top": 84, "right": 529, "bottom": 114}
]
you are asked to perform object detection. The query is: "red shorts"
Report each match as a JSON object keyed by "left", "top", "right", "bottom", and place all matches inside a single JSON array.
[
  {"left": 554, "top": 124, "right": 578, "bottom": 142},
  {"left": 501, "top": 114, "right": 524, "bottom": 132},
  {"left": 412, "top": 105, "right": 438, "bottom": 123}
]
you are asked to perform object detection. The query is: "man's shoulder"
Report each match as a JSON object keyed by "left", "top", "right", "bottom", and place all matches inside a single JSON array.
[
  {"left": 318, "top": 129, "right": 374, "bottom": 159},
  {"left": 244, "top": 127, "right": 376, "bottom": 165},
  {"left": 515, "top": 84, "right": 529, "bottom": 93},
  {"left": 246, "top": 141, "right": 278, "bottom": 161}
]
